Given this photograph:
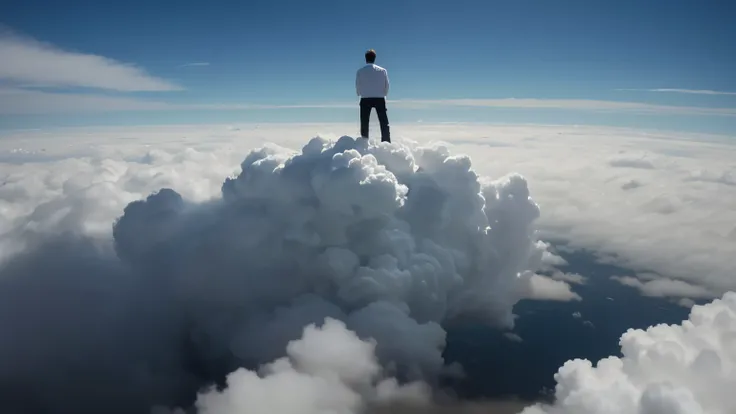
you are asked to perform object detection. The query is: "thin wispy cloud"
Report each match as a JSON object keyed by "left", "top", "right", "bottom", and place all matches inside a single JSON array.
[
  {"left": 617, "top": 88, "right": 736, "bottom": 96},
  {"left": 2, "top": 89, "right": 736, "bottom": 117},
  {"left": 179, "top": 62, "right": 210, "bottom": 68},
  {"left": 0, "top": 88, "right": 351, "bottom": 114},
  {"left": 388, "top": 98, "right": 736, "bottom": 117},
  {"left": 0, "top": 29, "right": 181, "bottom": 92}
]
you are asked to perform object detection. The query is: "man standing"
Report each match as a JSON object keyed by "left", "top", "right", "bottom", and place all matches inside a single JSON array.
[{"left": 355, "top": 49, "right": 391, "bottom": 142}]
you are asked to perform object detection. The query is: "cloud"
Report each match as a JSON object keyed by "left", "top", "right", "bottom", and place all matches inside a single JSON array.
[
  {"left": 4, "top": 122, "right": 736, "bottom": 413},
  {"left": 503, "top": 333, "right": 524, "bottom": 343},
  {"left": 612, "top": 275, "right": 719, "bottom": 300},
  {"left": 521, "top": 274, "right": 581, "bottom": 302},
  {"left": 0, "top": 88, "right": 352, "bottom": 114},
  {"left": 521, "top": 291, "right": 736, "bottom": 414},
  {"left": 617, "top": 88, "right": 736, "bottom": 96},
  {"left": 608, "top": 152, "right": 656, "bottom": 169},
  {"left": 0, "top": 29, "right": 181, "bottom": 92},
  {"left": 0, "top": 131, "right": 560, "bottom": 413},
  {"left": 179, "top": 62, "right": 210, "bottom": 67},
  {"left": 425, "top": 123, "right": 736, "bottom": 300},
  {"left": 684, "top": 168, "right": 736, "bottom": 187},
  {"left": 0, "top": 87, "right": 178, "bottom": 114},
  {"left": 156, "top": 317, "right": 431, "bottom": 414},
  {"left": 388, "top": 98, "right": 736, "bottom": 117},
  {"left": 3, "top": 88, "right": 736, "bottom": 117},
  {"left": 550, "top": 271, "right": 586, "bottom": 285}
]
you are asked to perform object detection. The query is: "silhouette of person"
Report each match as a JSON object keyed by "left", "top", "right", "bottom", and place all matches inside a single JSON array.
[{"left": 355, "top": 49, "right": 391, "bottom": 142}]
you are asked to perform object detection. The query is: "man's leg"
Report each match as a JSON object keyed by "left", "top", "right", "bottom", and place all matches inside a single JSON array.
[
  {"left": 376, "top": 98, "right": 391, "bottom": 143},
  {"left": 359, "top": 98, "right": 371, "bottom": 139}
]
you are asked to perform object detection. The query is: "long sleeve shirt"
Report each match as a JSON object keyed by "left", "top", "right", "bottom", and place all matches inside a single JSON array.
[{"left": 355, "top": 64, "right": 390, "bottom": 98}]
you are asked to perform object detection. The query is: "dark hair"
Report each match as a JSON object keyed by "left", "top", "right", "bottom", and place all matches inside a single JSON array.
[{"left": 365, "top": 49, "right": 376, "bottom": 63}]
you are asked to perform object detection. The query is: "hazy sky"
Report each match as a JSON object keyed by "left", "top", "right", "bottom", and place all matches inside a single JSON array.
[{"left": 1, "top": 0, "right": 735, "bottom": 132}]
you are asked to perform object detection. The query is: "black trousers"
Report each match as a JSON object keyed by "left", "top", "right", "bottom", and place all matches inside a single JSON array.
[{"left": 360, "top": 97, "right": 391, "bottom": 142}]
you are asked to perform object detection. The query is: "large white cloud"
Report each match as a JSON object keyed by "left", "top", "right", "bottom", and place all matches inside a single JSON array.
[
  {"left": 0, "top": 127, "right": 568, "bottom": 414},
  {"left": 156, "top": 317, "right": 431, "bottom": 414},
  {"left": 521, "top": 291, "right": 736, "bottom": 414}
]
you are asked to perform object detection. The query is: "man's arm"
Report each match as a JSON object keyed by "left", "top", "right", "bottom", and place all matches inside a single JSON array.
[
  {"left": 383, "top": 70, "right": 390, "bottom": 96},
  {"left": 355, "top": 70, "right": 361, "bottom": 97}
]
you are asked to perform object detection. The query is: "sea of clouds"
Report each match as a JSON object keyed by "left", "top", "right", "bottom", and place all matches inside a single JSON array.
[{"left": 0, "top": 123, "right": 734, "bottom": 413}]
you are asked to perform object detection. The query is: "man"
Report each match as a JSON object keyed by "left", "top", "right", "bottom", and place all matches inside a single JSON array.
[{"left": 355, "top": 49, "right": 391, "bottom": 142}]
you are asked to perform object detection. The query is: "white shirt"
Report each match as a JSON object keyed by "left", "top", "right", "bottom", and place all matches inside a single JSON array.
[{"left": 355, "top": 63, "right": 390, "bottom": 98}]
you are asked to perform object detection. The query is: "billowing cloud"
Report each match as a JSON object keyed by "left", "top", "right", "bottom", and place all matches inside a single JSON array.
[
  {"left": 521, "top": 291, "right": 736, "bottom": 414},
  {"left": 0, "top": 132, "right": 564, "bottom": 413},
  {"left": 156, "top": 318, "right": 431, "bottom": 414},
  {"left": 521, "top": 274, "right": 581, "bottom": 302},
  {"left": 0, "top": 29, "right": 181, "bottom": 91}
]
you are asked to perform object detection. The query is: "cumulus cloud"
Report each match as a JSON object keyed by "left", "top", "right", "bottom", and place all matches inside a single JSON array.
[
  {"left": 0, "top": 28, "right": 181, "bottom": 91},
  {"left": 156, "top": 318, "right": 431, "bottom": 414},
  {"left": 521, "top": 274, "right": 581, "bottom": 302},
  {"left": 521, "top": 291, "right": 736, "bottom": 414},
  {"left": 0, "top": 132, "right": 561, "bottom": 413}
]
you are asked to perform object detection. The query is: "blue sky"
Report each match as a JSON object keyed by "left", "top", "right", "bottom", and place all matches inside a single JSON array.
[{"left": 1, "top": 0, "right": 735, "bottom": 133}]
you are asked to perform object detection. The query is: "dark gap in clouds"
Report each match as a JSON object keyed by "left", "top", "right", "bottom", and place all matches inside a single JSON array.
[{"left": 440, "top": 245, "right": 692, "bottom": 402}]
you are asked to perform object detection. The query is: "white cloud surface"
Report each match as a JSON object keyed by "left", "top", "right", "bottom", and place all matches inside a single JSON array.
[
  {"left": 159, "top": 318, "right": 431, "bottom": 414},
  {"left": 0, "top": 30, "right": 181, "bottom": 91},
  {"left": 522, "top": 291, "right": 736, "bottom": 414}
]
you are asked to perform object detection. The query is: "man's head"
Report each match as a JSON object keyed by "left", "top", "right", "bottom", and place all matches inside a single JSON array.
[{"left": 365, "top": 49, "right": 376, "bottom": 64}]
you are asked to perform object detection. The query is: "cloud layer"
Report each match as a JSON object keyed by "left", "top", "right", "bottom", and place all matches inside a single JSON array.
[{"left": 1, "top": 123, "right": 734, "bottom": 413}]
